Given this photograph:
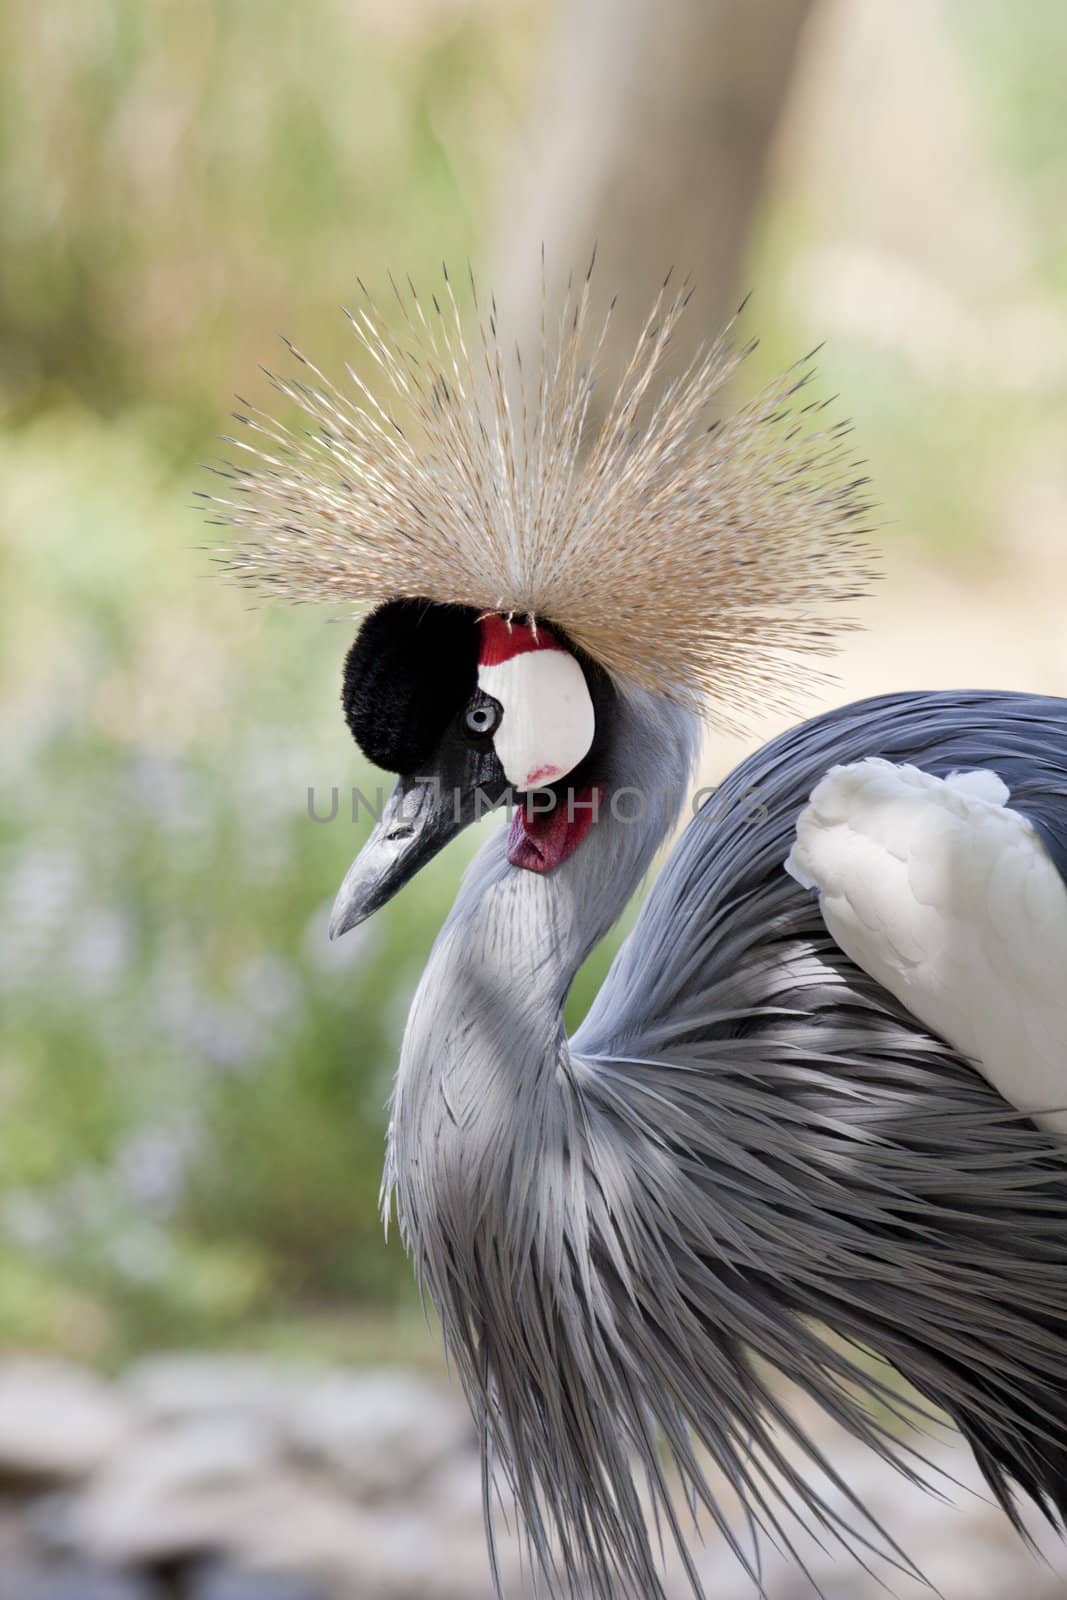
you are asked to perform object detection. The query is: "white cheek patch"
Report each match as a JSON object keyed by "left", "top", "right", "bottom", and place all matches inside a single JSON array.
[{"left": 477, "top": 648, "right": 595, "bottom": 790}]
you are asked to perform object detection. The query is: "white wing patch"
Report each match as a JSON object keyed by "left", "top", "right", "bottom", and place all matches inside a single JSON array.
[{"left": 785, "top": 758, "right": 1067, "bottom": 1133}]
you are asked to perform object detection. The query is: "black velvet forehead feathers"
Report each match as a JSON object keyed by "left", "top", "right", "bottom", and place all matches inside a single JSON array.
[{"left": 342, "top": 599, "right": 479, "bottom": 774}]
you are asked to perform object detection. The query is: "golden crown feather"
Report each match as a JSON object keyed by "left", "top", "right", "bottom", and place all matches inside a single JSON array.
[{"left": 205, "top": 263, "right": 876, "bottom": 726}]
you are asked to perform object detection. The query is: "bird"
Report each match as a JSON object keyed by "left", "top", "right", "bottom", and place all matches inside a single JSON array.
[{"left": 210, "top": 269, "right": 1067, "bottom": 1600}]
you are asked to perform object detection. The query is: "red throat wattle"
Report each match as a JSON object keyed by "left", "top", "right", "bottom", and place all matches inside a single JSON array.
[{"left": 506, "top": 787, "right": 602, "bottom": 874}]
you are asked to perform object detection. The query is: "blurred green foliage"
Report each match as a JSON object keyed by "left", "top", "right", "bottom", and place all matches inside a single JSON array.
[
  {"left": 0, "top": 0, "right": 544, "bottom": 1361},
  {"left": 0, "top": 0, "right": 539, "bottom": 441},
  {"left": 954, "top": 0, "right": 1067, "bottom": 294}
]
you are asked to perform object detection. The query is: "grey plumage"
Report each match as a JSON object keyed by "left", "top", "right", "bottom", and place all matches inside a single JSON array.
[{"left": 383, "top": 689, "right": 1067, "bottom": 1599}]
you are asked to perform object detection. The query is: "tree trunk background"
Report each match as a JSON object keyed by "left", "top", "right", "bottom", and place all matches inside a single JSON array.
[{"left": 492, "top": 0, "right": 818, "bottom": 423}]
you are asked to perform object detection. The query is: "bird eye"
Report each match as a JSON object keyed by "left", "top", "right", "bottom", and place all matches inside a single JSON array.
[{"left": 464, "top": 697, "right": 502, "bottom": 739}]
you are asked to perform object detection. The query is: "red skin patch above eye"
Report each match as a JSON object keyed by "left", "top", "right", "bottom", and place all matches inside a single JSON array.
[
  {"left": 478, "top": 615, "right": 565, "bottom": 666},
  {"left": 506, "top": 786, "right": 602, "bottom": 874}
]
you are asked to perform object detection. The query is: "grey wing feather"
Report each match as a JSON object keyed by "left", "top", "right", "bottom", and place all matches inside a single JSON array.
[
  {"left": 569, "top": 689, "right": 1067, "bottom": 1558},
  {"left": 577, "top": 689, "right": 1067, "bottom": 1046}
]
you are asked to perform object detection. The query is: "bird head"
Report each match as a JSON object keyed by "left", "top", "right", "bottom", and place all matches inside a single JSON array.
[
  {"left": 329, "top": 600, "right": 614, "bottom": 935},
  {"left": 207, "top": 267, "right": 876, "bottom": 934}
]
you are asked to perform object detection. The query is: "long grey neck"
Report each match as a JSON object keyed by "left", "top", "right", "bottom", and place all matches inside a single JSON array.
[{"left": 393, "top": 693, "right": 700, "bottom": 1129}]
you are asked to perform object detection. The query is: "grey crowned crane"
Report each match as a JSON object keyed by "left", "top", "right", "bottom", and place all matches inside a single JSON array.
[{"left": 211, "top": 273, "right": 1067, "bottom": 1599}]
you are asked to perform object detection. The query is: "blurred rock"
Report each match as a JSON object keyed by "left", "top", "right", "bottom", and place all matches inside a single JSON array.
[
  {"left": 289, "top": 1369, "right": 473, "bottom": 1498},
  {"left": 419, "top": 1451, "right": 488, "bottom": 1521},
  {"left": 0, "top": 1503, "right": 32, "bottom": 1574},
  {"left": 123, "top": 1356, "right": 309, "bottom": 1429},
  {"left": 84, "top": 1470, "right": 501, "bottom": 1600},
  {"left": 0, "top": 1364, "right": 130, "bottom": 1484},
  {"left": 220, "top": 1490, "right": 512, "bottom": 1600},
  {"left": 72, "top": 1419, "right": 280, "bottom": 1565},
  {"left": 0, "top": 1353, "right": 1064, "bottom": 1598},
  {"left": 187, "top": 1565, "right": 326, "bottom": 1600},
  {"left": 22, "top": 1490, "right": 80, "bottom": 1557},
  {"left": 0, "top": 1563, "right": 161, "bottom": 1600}
]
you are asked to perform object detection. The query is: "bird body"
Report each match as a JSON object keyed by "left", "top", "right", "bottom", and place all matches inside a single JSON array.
[
  {"left": 386, "top": 686, "right": 1067, "bottom": 1596},
  {"left": 212, "top": 273, "right": 1067, "bottom": 1597}
]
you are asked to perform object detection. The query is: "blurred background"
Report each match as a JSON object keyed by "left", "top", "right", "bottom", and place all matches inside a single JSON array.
[{"left": 2, "top": 1, "right": 1067, "bottom": 1595}]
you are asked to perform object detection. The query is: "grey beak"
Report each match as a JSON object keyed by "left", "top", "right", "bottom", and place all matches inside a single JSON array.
[{"left": 329, "top": 777, "right": 463, "bottom": 939}]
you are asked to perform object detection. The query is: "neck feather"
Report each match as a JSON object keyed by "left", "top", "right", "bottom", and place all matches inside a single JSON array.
[
  {"left": 381, "top": 692, "right": 699, "bottom": 1594},
  {"left": 388, "top": 692, "right": 699, "bottom": 1162}
]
